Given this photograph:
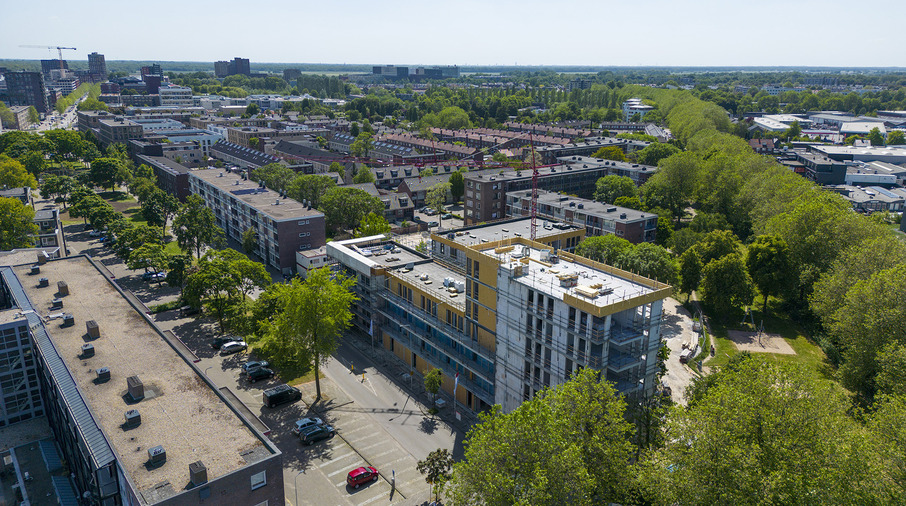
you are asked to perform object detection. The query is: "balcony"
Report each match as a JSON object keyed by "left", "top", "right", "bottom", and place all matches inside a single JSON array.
[{"left": 607, "top": 350, "right": 644, "bottom": 373}]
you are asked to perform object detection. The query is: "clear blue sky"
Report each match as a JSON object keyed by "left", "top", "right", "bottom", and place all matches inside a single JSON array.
[{"left": 2, "top": 0, "right": 904, "bottom": 67}]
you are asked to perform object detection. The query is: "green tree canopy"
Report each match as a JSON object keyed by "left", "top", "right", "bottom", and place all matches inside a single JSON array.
[
  {"left": 287, "top": 174, "right": 337, "bottom": 209},
  {"left": 449, "top": 170, "right": 465, "bottom": 202},
  {"left": 635, "top": 142, "right": 681, "bottom": 166},
  {"left": 173, "top": 195, "right": 224, "bottom": 257},
  {"left": 699, "top": 252, "right": 755, "bottom": 315},
  {"left": 355, "top": 212, "right": 391, "bottom": 238},
  {"left": 746, "top": 235, "right": 794, "bottom": 313},
  {"left": 0, "top": 197, "right": 37, "bottom": 250},
  {"left": 575, "top": 235, "right": 633, "bottom": 265},
  {"left": 253, "top": 163, "right": 295, "bottom": 193},
  {"left": 0, "top": 155, "right": 38, "bottom": 189},
  {"left": 594, "top": 175, "right": 638, "bottom": 204},
  {"left": 591, "top": 146, "right": 626, "bottom": 162},
  {"left": 426, "top": 182, "right": 451, "bottom": 216},
  {"left": 319, "top": 187, "right": 383, "bottom": 233},
  {"left": 352, "top": 165, "right": 376, "bottom": 184}
]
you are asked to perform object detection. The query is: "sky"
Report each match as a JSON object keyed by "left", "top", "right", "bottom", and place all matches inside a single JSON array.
[{"left": 2, "top": 0, "right": 904, "bottom": 68}]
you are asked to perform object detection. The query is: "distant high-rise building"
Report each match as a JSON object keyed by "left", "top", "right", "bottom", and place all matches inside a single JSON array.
[
  {"left": 214, "top": 60, "right": 230, "bottom": 78},
  {"left": 87, "top": 52, "right": 107, "bottom": 81},
  {"left": 283, "top": 68, "right": 302, "bottom": 83},
  {"left": 230, "top": 57, "right": 250, "bottom": 76},
  {"left": 40, "top": 59, "right": 68, "bottom": 78},
  {"left": 141, "top": 64, "right": 163, "bottom": 78},
  {"left": 6, "top": 71, "right": 49, "bottom": 113}
]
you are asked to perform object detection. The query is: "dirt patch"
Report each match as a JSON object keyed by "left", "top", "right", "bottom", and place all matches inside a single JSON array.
[{"left": 727, "top": 330, "right": 796, "bottom": 355}]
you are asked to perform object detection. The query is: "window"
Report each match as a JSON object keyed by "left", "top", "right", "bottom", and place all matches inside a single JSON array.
[{"left": 251, "top": 470, "right": 267, "bottom": 490}]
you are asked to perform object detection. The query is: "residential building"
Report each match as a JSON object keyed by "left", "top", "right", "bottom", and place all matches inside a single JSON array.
[
  {"left": 32, "top": 207, "right": 65, "bottom": 249},
  {"left": 5, "top": 72, "right": 49, "bottom": 114},
  {"left": 96, "top": 116, "right": 144, "bottom": 147},
  {"left": 327, "top": 218, "right": 669, "bottom": 415},
  {"left": 463, "top": 159, "right": 656, "bottom": 225},
  {"left": 87, "top": 52, "right": 106, "bottom": 81},
  {"left": 796, "top": 151, "right": 847, "bottom": 185},
  {"left": 189, "top": 168, "right": 326, "bottom": 273},
  {"left": 7, "top": 106, "right": 33, "bottom": 130},
  {"left": 210, "top": 141, "right": 282, "bottom": 170},
  {"left": 134, "top": 153, "right": 192, "bottom": 201},
  {"left": 503, "top": 122, "right": 592, "bottom": 140},
  {"left": 217, "top": 58, "right": 251, "bottom": 77},
  {"left": 535, "top": 138, "right": 646, "bottom": 165},
  {"left": 506, "top": 190, "right": 658, "bottom": 243},
  {"left": 0, "top": 254, "right": 284, "bottom": 504},
  {"left": 622, "top": 98, "right": 654, "bottom": 121},
  {"left": 214, "top": 61, "right": 230, "bottom": 78},
  {"left": 158, "top": 85, "right": 193, "bottom": 108},
  {"left": 295, "top": 246, "right": 330, "bottom": 278},
  {"left": 40, "top": 60, "right": 68, "bottom": 79}
]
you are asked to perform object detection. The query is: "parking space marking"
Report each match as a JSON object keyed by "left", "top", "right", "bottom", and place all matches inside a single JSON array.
[
  {"left": 358, "top": 491, "right": 389, "bottom": 505},
  {"left": 319, "top": 450, "right": 356, "bottom": 467}
]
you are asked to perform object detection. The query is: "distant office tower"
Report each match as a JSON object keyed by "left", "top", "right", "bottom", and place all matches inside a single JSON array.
[
  {"left": 214, "top": 60, "right": 230, "bottom": 78},
  {"left": 6, "top": 71, "right": 49, "bottom": 113},
  {"left": 88, "top": 52, "right": 107, "bottom": 81},
  {"left": 283, "top": 69, "right": 302, "bottom": 83},
  {"left": 40, "top": 59, "right": 68, "bottom": 78},
  {"left": 230, "top": 57, "right": 250, "bottom": 76}
]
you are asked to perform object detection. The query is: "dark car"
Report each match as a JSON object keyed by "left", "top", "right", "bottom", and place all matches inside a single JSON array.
[
  {"left": 263, "top": 384, "right": 302, "bottom": 408},
  {"left": 247, "top": 367, "right": 274, "bottom": 383},
  {"left": 300, "top": 424, "right": 335, "bottom": 445},
  {"left": 346, "top": 466, "right": 379, "bottom": 489},
  {"left": 442, "top": 213, "right": 453, "bottom": 220},
  {"left": 211, "top": 336, "right": 233, "bottom": 349},
  {"left": 179, "top": 305, "right": 200, "bottom": 317},
  {"left": 142, "top": 271, "right": 166, "bottom": 282},
  {"left": 240, "top": 360, "right": 270, "bottom": 375},
  {"left": 291, "top": 417, "right": 323, "bottom": 436}
]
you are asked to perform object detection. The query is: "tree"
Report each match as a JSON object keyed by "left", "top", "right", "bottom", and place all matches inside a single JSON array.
[
  {"left": 426, "top": 182, "right": 451, "bottom": 216},
  {"left": 617, "top": 242, "right": 679, "bottom": 285},
  {"left": 887, "top": 130, "right": 905, "bottom": 145},
  {"left": 679, "top": 248, "right": 702, "bottom": 301},
  {"left": 40, "top": 175, "right": 76, "bottom": 207},
  {"left": 694, "top": 229, "right": 741, "bottom": 266},
  {"left": 423, "top": 368, "right": 443, "bottom": 410},
  {"left": 0, "top": 155, "right": 38, "bottom": 189},
  {"left": 88, "top": 157, "right": 123, "bottom": 190},
  {"left": 0, "top": 197, "right": 37, "bottom": 250},
  {"left": 643, "top": 357, "right": 887, "bottom": 504},
  {"left": 26, "top": 106, "right": 39, "bottom": 124},
  {"left": 114, "top": 224, "right": 165, "bottom": 260},
  {"left": 594, "top": 175, "right": 638, "bottom": 204},
  {"left": 417, "top": 448, "right": 454, "bottom": 504},
  {"left": 352, "top": 165, "right": 376, "bottom": 184},
  {"left": 355, "top": 212, "right": 391, "bottom": 238},
  {"left": 868, "top": 127, "right": 886, "bottom": 146},
  {"left": 183, "top": 249, "right": 270, "bottom": 333},
  {"left": 19, "top": 151, "right": 46, "bottom": 176},
  {"left": 449, "top": 170, "right": 465, "bottom": 202},
  {"left": 640, "top": 151, "right": 701, "bottom": 223},
  {"left": 141, "top": 188, "right": 179, "bottom": 229},
  {"left": 350, "top": 132, "right": 373, "bottom": 158},
  {"left": 448, "top": 368, "right": 633, "bottom": 505},
  {"left": 173, "top": 195, "right": 224, "bottom": 257},
  {"left": 319, "top": 187, "right": 383, "bottom": 234},
  {"left": 699, "top": 253, "right": 755, "bottom": 315},
  {"left": 127, "top": 243, "right": 168, "bottom": 280},
  {"left": 253, "top": 163, "right": 295, "bottom": 193},
  {"left": 329, "top": 161, "right": 344, "bottom": 174},
  {"left": 164, "top": 253, "right": 193, "bottom": 288},
  {"left": 287, "top": 174, "right": 337, "bottom": 208},
  {"left": 259, "top": 268, "right": 357, "bottom": 401},
  {"left": 435, "top": 106, "right": 472, "bottom": 130},
  {"left": 245, "top": 103, "right": 260, "bottom": 116},
  {"left": 831, "top": 264, "right": 906, "bottom": 403},
  {"left": 242, "top": 227, "right": 258, "bottom": 255},
  {"left": 635, "top": 142, "right": 681, "bottom": 166},
  {"left": 575, "top": 235, "right": 632, "bottom": 265},
  {"left": 591, "top": 146, "right": 626, "bottom": 162},
  {"left": 248, "top": 137, "right": 260, "bottom": 150},
  {"left": 746, "top": 235, "right": 793, "bottom": 313}
]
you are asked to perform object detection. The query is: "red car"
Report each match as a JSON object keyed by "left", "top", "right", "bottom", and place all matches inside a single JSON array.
[{"left": 346, "top": 466, "right": 379, "bottom": 489}]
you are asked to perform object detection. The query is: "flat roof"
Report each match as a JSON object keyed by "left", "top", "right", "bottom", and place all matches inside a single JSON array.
[
  {"left": 13, "top": 257, "right": 273, "bottom": 502},
  {"left": 389, "top": 261, "right": 466, "bottom": 311},
  {"left": 481, "top": 245, "right": 658, "bottom": 306},
  {"left": 191, "top": 168, "right": 323, "bottom": 221},
  {"left": 438, "top": 217, "right": 579, "bottom": 248},
  {"left": 514, "top": 190, "right": 656, "bottom": 222}
]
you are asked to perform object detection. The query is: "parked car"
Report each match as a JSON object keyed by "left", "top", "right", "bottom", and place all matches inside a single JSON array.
[
  {"left": 142, "top": 271, "right": 166, "bottom": 282},
  {"left": 89, "top": 230, "right": 102, "bottom": 237},
  {"left": 346, "top": 466, "right": 379, "bottom": 489},
  {"left": 291, "top": 417, "right": 324, "bottom": 436},
  {"left": 247, "top": 367, "right": 274, "bottom": 382},
  {"left": 679, "top": 348, "right": 694, "bottom": 364},
  {"left": 210, "top": 336, "right": 235, "bottom": 349},
  {"left": 300, "top": 424, "right": 335, "bottom": 445},
  {"left": 427, "top": 221, "right": 439, "bottom": 227},
  {"left": 263, "top": 384, "right": 302, "bottom": 408},
  {"left": 240, "top": 360, "right": 270, "bottom": 375},
  {"left": 441, "top": 213, "right": 453, "bottom": 220},
  {"left": 179, "top": 305, "right": 200, "bottom": 317},
  {"left": 219, "top": 341, "right": 248, "bottom": 355},
  {"left": 424, "top": 208, "right": 437, "bottom": 216}
]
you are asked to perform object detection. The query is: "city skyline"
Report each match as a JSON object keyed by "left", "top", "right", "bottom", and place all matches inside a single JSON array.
[{"left": 2, "top": 0, "right": 903, "bottom": 68}]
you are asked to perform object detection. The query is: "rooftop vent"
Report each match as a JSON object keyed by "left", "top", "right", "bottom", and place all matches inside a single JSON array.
[
  {"left": 148, "top": 446, "right": 166, "bottom": 466},
  {"left": 124, "top": 409, "right": 141, "bottom": 428},
  {"left": 189, "top": 461, "right": 208, "bottom": 487},
  {"left": 274, "top": 199, "right": 280, "bottom": 205},
  {"left": 29, "top": 265, "right": 40, "bottom": 275},
  {"left": 606, "top": 206, "right": 617, "bottom": 212},
  {"left": 38, "top": 277, "right": 49, "bottom": 288},
  {"left": 96, "top": 367, "right": 111, "bottom": 382},
  {"left": 81, "top": 343, "right": 95, "bottom": 358},
  {"left": 51, "top": 298, "right": 63, "bottom": 310},
  {"left": 577, "top": 204, "right": 584, "bottom": 209},
  {"left": 86, "top": 320, "right": 100, "bottom": 339},
  {"left": 620, "top": 213, "right": 627, "bottom": 219},
  {"left": 57, "top": 281, "right": 69, "bottom": 296},
  {"left": 127, "top": 376, "right": 145, "bottom": 402},
  {"left": 62, "top": 313, "right": 74, "bottom": 327}
]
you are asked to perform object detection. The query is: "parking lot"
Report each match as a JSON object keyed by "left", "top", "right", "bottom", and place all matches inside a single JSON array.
[{"left": 413, "top": 204, "right": 463, "bottom": 232}]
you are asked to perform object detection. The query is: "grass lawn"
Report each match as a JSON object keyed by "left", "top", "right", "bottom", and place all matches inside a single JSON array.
[
  {"left": 248, "top": 344, "right": 320, "bottom": 385},
  {"left": 704, "top": 298, "right": 835, "bottom": 382},
  {"left": 123, "top": 207, "right": 147, "bottom": 225},
  {"left": 163, "top": 241, "right": 183, "bottom": 255},
  {"left": 98, "top": 190, "right": 135, "bottom": 202}
]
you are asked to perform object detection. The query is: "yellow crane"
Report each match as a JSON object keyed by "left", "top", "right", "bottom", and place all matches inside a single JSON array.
[{"left": 19, "top": 45, "right": 78, "bottom": 69}]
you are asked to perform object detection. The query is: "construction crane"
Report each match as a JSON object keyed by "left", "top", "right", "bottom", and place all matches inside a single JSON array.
[
  {"left": 529, "top": 132, "right": 539, "bottom": 241},
  {"left": 19, "top": 45, "right": 77, "bottom": 69}
]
